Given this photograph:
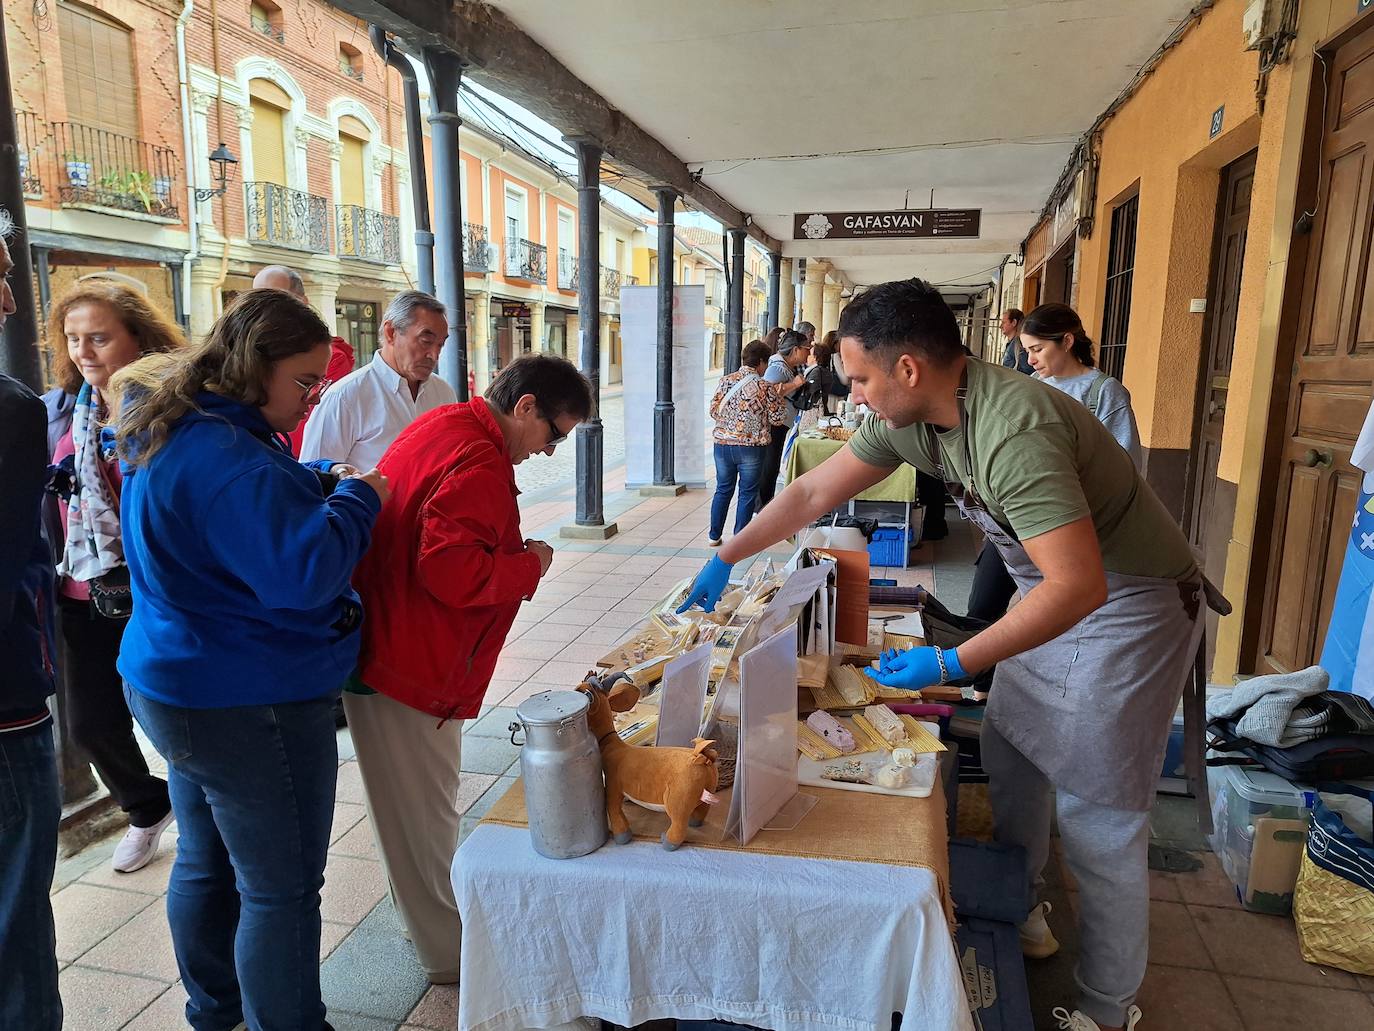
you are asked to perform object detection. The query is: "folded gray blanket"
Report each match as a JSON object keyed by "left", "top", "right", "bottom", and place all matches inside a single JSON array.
[{"left": 1207, "top": 666, "right": 1330, "bottom": 747}]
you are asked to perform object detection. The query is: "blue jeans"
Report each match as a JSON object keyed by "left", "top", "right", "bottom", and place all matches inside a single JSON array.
[
  {"left": 711, "top": 443, "right": 766, "bottom": 540},
  {"left": 125, "top": 688, "right": 337, "bottom": 1031},
  {"left": 0, "top": 723, "right": 62, "bottom": 1031}
]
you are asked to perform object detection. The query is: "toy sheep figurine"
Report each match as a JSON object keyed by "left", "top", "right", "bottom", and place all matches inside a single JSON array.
[{"left": 579, "top": 672, "right": 719, "bottom": 851}]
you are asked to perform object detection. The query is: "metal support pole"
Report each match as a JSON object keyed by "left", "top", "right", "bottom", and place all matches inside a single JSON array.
[
  {"left": 572, "top": 139, "right": 608, "bottom": 529},
  {"left": 371, "top": 26, "right": 434, "bottom": 296},
  {"left": 653, "top": 188, "right": 677, "bottom": 487},
  {"left": 725, "top": 228, "right": 745, "bottom": 372},
  {"left": 767, "top": 251, "right": 781, "bottom": 333},
  {"left": 0, "top": 11, "right": 43, "bottom": 390},
  {"left": 795, "top": 257, "right": 807, "bottom": 329},
  {"left": 422, "top": 49, "right": 469, "bottom": 400}
]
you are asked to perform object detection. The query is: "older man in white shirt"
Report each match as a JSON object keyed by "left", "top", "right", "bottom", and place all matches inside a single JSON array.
[{"left": 301, "top": 290, "right": 456, "bottom": 469}]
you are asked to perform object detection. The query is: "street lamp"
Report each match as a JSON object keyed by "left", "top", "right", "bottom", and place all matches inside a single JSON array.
[{"left": 194, "top": 142, "right": 238, "bottom": 202}]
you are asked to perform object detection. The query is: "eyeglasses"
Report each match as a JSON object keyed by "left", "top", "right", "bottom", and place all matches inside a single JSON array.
[
  {"left": 293, "top": 376, "right": 331, "bottom": 406},
  {"left": 543, "top": 415, "right": 568, "bottom": 448}
]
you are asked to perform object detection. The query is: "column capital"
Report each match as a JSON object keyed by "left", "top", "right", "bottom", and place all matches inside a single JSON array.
[
  {"left": 805, "top": 261, "right": 828, "bottom": 284},
  {"left": 235, "top": 105, "right": 255, "bottom": 129},
  {"left": 823, "top": 281, "right": 843, "bottom": 301}
]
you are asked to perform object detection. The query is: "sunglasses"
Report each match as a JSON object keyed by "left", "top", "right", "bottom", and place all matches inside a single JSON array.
[
  {"left": 543, "top": 415, "right": 568, "bottom": 448},
  {"left": 293, "top": 376, "right": 331, "bottom": 405}
]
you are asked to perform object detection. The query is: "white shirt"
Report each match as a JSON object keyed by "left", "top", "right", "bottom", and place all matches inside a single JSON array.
[{"left": 299, "top": 352, "right": 457, "bottom": 470}]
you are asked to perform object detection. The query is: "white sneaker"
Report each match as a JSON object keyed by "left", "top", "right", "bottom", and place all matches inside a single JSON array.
[
  {"left": 1019, "top": 900, "right": 1060, "bottom": 959},
  {"left": 707, "top": 537, "right": 722, "bottom": 547},
  {"left": 1052, "top": 1005, "right": 1142, "bottom": 1031},
  {"left": 111, "top": 810, "right": 174, "bottom": 873}
]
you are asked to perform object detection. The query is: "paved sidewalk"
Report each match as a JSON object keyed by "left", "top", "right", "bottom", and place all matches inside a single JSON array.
[{"left": 46, "top": 483, "right": 1374, "bottom": 1029}]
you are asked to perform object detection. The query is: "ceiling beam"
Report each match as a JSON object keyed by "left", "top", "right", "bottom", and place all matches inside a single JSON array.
[{"left": 330, "top": 0, "right": 781, "bottom": 252}]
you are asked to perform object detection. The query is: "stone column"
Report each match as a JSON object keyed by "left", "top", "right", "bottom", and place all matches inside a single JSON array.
[
  {"left": 188, "top": 262, "right": 222, "bottom": 340},
  {"left": 822, "top": 281, "right": 842, "bottom": 336},
  {"left": 530, "top": 300, "right": 546, "bottom": 352},
  {"left": 305, "top": 273, "right": 341, "bottom": 336},
  {"left": 803, "top": 260, "right": 827, "bottom": 329},
  {"left": 599, "top": 319, "right": 613, "bottom": 384},
  {"left": 778, "top": 258, "right": 795, "bottom": 328},
  {"left": 471, "top": 290, "right": 492, "bottom": 393}
]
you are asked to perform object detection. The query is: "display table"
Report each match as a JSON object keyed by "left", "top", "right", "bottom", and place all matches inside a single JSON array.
[
  {"left": 452, "top": 780, "right": 974, "bottom": 1031},
  {"left": 786, "top": 435, "right": 917, "bottom": 503}
]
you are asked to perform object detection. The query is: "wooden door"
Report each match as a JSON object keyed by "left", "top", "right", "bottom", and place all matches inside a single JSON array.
[
  {"left": 1189, "top": 153, "right": 1256, "bottom": 554},
  {"left": 1256, "top": 25, "right": 1374, "bottom": 674}
]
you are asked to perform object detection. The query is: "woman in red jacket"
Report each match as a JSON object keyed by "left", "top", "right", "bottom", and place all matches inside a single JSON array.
[{"left": 347, "top": 353, "right": 594, "bottom": 983}]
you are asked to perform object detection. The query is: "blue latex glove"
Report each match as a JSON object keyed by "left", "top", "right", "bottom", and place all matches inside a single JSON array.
[
  {"left": 864, "top": 646, "right": 966, "bottom": 690},
  {"left": 677, "top": 556, "right": 734, "bottom": 613}
]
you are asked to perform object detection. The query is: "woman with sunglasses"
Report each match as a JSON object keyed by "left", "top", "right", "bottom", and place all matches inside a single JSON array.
[
  {"left": 344, "top": 353, "right": 593, "bottom": 984},
  {"left": 108, "top": 289, "right": 389, "bottom": 1031}
]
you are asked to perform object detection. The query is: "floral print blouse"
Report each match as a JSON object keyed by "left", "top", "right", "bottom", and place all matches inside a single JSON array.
[{"left": 710, "top": 369, "right": 785, "bottom": 447}]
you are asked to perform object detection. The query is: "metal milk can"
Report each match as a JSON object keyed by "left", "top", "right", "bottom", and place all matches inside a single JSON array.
[{"left": 509, "top": 690, "right": 608, "bottom": 859}]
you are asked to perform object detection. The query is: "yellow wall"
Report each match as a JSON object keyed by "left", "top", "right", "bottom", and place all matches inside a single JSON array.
[{"left": 1074, "top": 0, "right": 1280, "bottom": 455}]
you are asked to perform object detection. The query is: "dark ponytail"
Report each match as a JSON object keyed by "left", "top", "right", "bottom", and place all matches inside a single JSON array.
[{"left": 1023, "top": 302, "right": 1097, "bottom": 369}]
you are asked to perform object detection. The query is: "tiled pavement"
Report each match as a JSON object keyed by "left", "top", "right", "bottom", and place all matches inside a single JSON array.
[{"left": 49, "top": 484, "right": 1374, "bottom": 1029}]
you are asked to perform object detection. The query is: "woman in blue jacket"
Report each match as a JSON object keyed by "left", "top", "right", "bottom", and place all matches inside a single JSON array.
[{"left": 108, "top": 289, "right": 388, "bottom": 1031}]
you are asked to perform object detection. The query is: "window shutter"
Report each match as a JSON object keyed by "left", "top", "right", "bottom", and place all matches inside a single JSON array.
[
  {"left": 249, "top": 99, "right": 287, "bottom": 185},
  {"left": 340, "top": 135, "right": 366, "bottom": 208},
  {"left": 58, "top": 2, "right": 139, "bottom": 138}
]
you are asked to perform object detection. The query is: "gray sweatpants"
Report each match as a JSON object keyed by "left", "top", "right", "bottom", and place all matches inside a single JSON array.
[{"left": 982, "top": 719, "right": 1150, "bottom": 1028}]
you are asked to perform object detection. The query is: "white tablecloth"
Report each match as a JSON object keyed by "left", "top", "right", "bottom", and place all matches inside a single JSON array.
[{"left": 453, "top": 824, "right": 974, "bottom": 1031}]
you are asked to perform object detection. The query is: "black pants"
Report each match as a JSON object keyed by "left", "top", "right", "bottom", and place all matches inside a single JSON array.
[
  {"left": 966, "top": 538, "right": 1018, "bottom": 624},
  {"left": 755, "top": 424, "right": 789, "bottom": 509},
  {"left": 59, "top": 598, "right": 170, "bottom": 827},
  {"left": 916, "top": 472, "right": 948, "bottom": 540}
]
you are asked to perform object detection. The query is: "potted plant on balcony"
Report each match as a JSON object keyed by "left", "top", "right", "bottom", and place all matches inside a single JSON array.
[
  {"left": 63, "top": 152, "right": 92, "bottom": 191},
  {"left": 94, "top": 169, "right": 156, "bottom": 213}
]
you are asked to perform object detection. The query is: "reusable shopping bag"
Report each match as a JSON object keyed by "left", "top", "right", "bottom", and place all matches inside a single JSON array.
[{"left": 1293, "top": 783, "right": 1374, "bottom": 974}]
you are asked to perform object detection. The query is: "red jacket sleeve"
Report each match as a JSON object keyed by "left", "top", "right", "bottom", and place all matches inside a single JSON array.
[{"left": 415, "top": 456, "right": 542, "bottom": 609}]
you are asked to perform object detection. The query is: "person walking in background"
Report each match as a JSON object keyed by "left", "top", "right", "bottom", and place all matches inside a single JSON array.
[
  {"left": 1000, "top": 307, "right": 1033, "bottom": 375},
  {"left": 253, "top": 264, "right": 357, "bottom": 456},
  {"left": 300, "top": 291, "right": 454, "bottom": 471},
  {"left": 346, "top": 354, "right": 591, "bottom": 984},
  {"left": 761, "top": 326, "right": 784, "bottom": 353},
  {"left": 756, "top": 329, "right": 812, "bottom": 508},
  {"left": 1022, "top": 303, "right": 1142, "bottom": 468},
  {"left": 796, "top": 320, "right": 817, "bottom": 346},
  {"left": 0, "top": 214, "right": 63, "bottom": 1031},
  {"left": 110, "top": 290, "right": 388, "bottom": 1031},
  {"left": 44, "top": 279, "right": 181, "bottom": 873},
  {"left": 708, "top": 340, "right": 784, "bottom": 546}
]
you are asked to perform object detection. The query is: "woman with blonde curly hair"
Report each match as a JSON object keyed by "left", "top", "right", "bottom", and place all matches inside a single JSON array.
[
  {"left": 42, "top": 278, "right": 183, "bottom": 874},
  {"left": 109, "top": 289, "right": 387, "bottom": 1031}
]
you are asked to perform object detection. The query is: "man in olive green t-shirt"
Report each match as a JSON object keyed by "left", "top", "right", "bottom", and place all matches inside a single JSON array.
[{"left": 678, "top": 279, "right": 1202, "bottom": 1031}]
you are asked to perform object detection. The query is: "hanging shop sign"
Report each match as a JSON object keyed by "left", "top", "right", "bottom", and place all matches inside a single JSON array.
[
  {"left": 500, "top": 301, "right": 531, "bottom": 319},
  {"left": 793, "top": 208, "right": 981, "bottom": 241}
]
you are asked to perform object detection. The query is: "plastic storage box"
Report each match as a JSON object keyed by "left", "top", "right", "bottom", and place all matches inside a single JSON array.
[
  {"left": 1207, "top": 763, "right": 1315, "bottom": 914},
  {"left": 868, "top": 527, "right": 913, "bottom": 568}
]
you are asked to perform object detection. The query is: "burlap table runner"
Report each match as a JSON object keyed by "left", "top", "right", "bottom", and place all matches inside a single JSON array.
[{"left": 481, "top": 777, "right": 953, "bottom": 923}]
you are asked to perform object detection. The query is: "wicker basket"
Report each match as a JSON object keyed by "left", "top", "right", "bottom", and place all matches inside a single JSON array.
[{"left": 821, "top": 426, "right": 855, "bottom": 442}]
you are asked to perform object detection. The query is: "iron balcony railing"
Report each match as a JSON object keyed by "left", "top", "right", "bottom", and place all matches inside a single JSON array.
[
  {"left": 557, "top": 249, "right": 580, "bottom": 291},
  {"left": 18, "top": 111, "right": 44, "bottom": 196},
  {"left": 245, "top": 182, "right": 330, "bottom": 253},
  {"left": 505, "top": 237, "right": 547, "bottom": 282},
  {"left": 602, "top": 268, "right": 624, "bottom": 296},
  {"left": 464, "top": 222, "right": 490, "bottom": 271},
  {"left": 336, "top": 204, "right": 400, "bottom": 264},
  {"left": 51, "top": 121, "right": 180, "bottom": 219}
]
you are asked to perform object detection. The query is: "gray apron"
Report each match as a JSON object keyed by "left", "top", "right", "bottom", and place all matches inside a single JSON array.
[{"left": 929, "top": 386, "right": 1203, "bottom": 812}]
